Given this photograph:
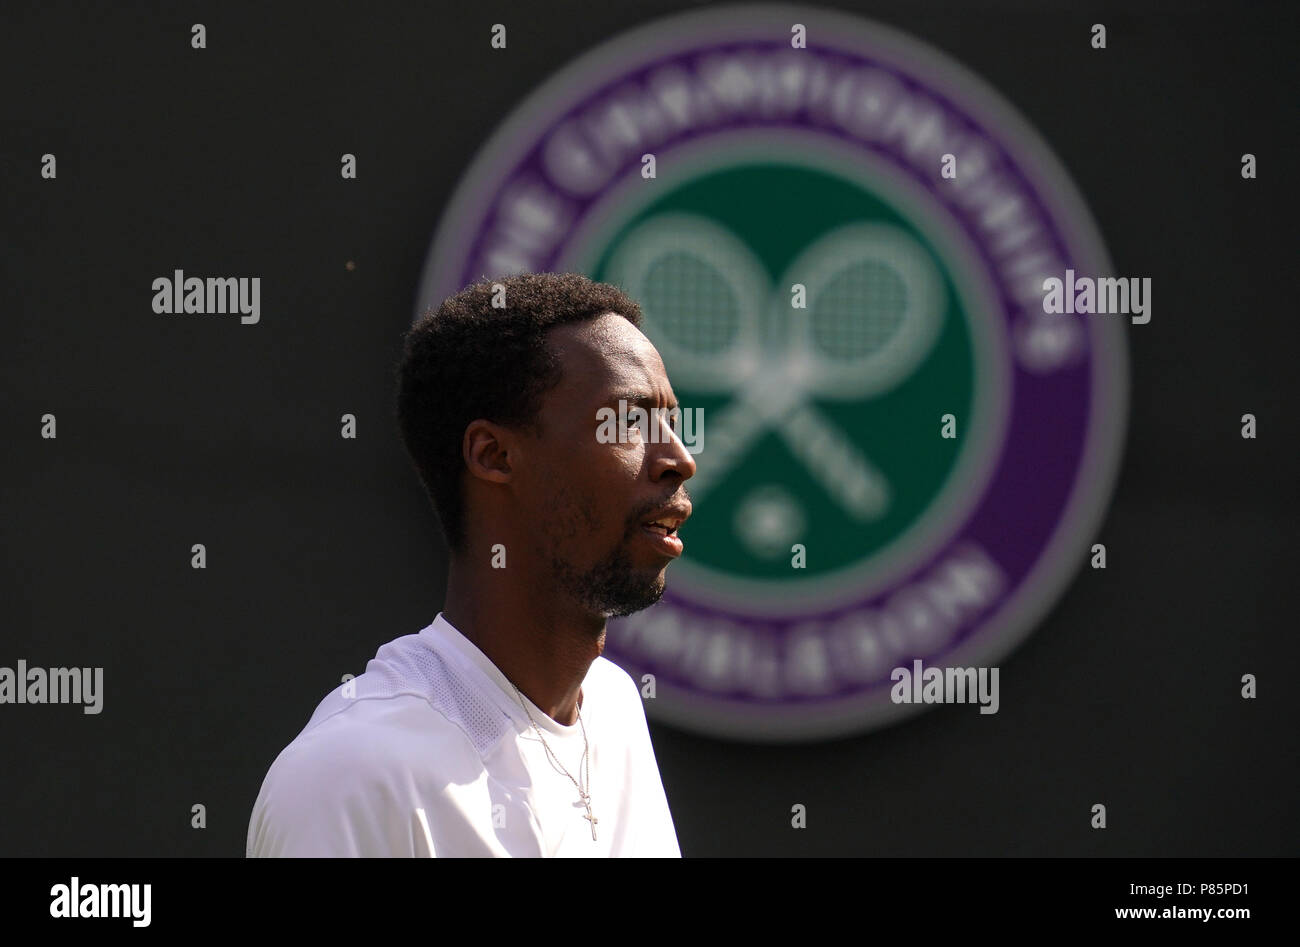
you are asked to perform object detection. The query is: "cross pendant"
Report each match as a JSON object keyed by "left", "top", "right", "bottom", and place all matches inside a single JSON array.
[{"left": 581, "top": 798, "right": 598, "bottom": 841}]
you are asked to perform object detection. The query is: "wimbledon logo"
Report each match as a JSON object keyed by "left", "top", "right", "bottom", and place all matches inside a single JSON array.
[{"left": 415, "top": 4, "right": 1128, "bottom": 742}]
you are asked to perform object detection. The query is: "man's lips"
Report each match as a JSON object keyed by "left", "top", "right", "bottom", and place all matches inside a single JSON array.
[
  {"left": 638, "top": 502, "right": 690, "bottom": 557},
  {"left": 639, "top": 523, "right": 684, "bottom": 557},
  {"left": 641, "top": 522, "right": 678, "bottom": 536}
]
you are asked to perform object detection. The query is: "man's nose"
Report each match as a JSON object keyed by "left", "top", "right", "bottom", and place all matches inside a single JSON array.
[{"left": 650, "top": 411, "right": 697, "bottom": 481}]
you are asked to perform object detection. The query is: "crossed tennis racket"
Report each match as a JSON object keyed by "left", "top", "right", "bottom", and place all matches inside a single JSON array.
[{"left": 605, "top": 214, "right": 945, "bottom": 522}]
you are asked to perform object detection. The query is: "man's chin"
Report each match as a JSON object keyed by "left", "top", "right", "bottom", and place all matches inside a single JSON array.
[
  {"left": 598, "top": 570, "right": 666, "bottom": 618},
  {"left": 606, "top": 587, "right": 664, "bottom": 618},
  {"left": 558, "top": 544, "right": 671, "bottom": 619}
]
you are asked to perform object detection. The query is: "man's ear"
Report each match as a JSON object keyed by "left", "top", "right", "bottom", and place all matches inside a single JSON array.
[{"left": 462, "top": 419, "right": 514, "bottom": 484}]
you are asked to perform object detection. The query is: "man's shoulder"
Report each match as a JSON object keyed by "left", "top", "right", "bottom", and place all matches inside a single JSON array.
[
  {"left": 590, "top": 653, "right": 635, "bottom": 691},
  {"left": 302, "top": 628, "right": 518, "bottom": 757},
  {"left": 588, "top": 654, "right": 650, "bottom": 721},
  {"left": 258, "top": 626, "right": 520, "bottom": 788},
  {"left": 247, "top": 694, "right": 490, "bottom": 857},
  {"left": 283, "top": 692, "right": 478, "bottom": 774}
]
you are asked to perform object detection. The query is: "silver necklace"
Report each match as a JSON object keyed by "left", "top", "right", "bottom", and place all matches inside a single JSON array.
[{"left": 509, "top": 683, "right": 597, "bottom": 841}]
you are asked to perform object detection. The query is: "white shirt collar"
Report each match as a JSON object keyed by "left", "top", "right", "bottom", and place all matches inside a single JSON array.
[{"left": 426, "top": 611, "right": 587, "bottom": 740}]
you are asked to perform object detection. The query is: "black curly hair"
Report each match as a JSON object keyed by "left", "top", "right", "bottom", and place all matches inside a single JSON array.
[{"left": 395, "top": 272, "right": 644, "bottom": 553}]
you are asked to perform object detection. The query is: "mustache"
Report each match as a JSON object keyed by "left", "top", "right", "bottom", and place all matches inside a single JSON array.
[{"left": 627, "top": 486, "right": 693, "bottom": 531}]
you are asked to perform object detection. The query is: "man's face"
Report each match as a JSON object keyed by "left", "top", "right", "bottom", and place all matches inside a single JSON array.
[{"left": 517, "top": 312, "right": 696, "bottom": 620}]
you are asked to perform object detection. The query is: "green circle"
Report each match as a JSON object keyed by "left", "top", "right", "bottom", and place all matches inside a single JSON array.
[{"left": 591, "top": 164, "right": 974, "bottom": 580}]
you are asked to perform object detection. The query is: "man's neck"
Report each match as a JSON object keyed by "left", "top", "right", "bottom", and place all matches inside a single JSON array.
[{"left": 442, "top": 556, "right": 606, "bottom": 726}]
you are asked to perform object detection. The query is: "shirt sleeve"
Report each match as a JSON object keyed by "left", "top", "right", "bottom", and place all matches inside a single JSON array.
[
  {"left": 247, "top": 710, "right": 427, "bottom": 858},
  {"left": 623, "top": 676, "right": 683, "bottom": 858}
]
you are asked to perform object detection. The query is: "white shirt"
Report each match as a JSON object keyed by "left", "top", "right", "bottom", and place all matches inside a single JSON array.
[{"left": 246, "top": 612, "right": 680, "bottom": 857}]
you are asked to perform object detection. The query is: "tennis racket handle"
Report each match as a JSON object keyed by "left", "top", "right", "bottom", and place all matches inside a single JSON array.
[
  {"left": 780, "top": 404, "right": 890, "bottom": 520},
  {"left": 685, "top": 397, "right": 769, "bottom": 499}
]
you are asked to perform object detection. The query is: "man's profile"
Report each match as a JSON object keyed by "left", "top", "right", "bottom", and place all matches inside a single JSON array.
[{"left": 246, "top": 272, "right": 695, "bottom": 857}]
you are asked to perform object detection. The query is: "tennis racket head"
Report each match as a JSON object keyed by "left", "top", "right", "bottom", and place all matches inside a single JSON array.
[
  {"left": 603, "top": 213, "right": 769, "bottom": 391},
  {"left": 774, "top": 222, "right": 945, "bottom": 399}
]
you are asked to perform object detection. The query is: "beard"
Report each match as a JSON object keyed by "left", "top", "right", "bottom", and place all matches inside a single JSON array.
[
  {"left": 539, "top": 480, "right": 670, "bottom": 620},
  {"left": 552, "top": 539, "right": 666, "bottom": 619}
]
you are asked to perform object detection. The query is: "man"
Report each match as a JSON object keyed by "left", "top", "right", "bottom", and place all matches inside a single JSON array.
[{"left": 247, "top": 272, "right": 695, "bottom": 857}]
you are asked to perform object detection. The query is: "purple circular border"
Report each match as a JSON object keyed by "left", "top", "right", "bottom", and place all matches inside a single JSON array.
[{"left": 416, "top": 4, "right": 1127, "bottom": 740}]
